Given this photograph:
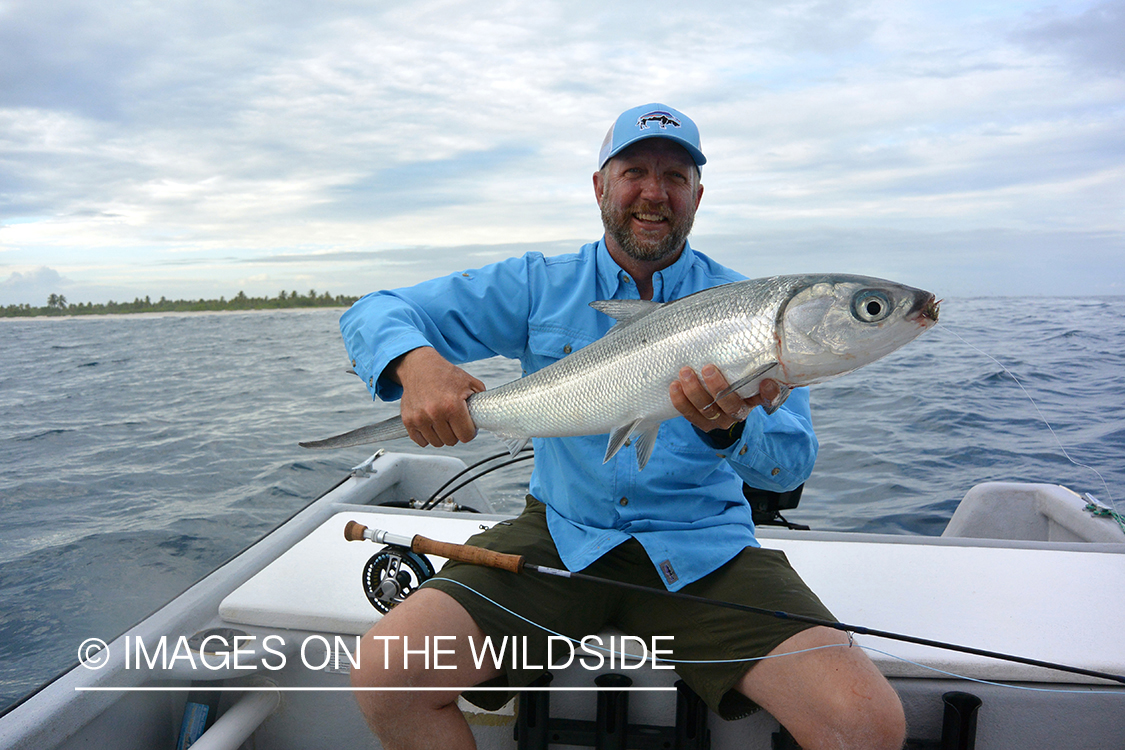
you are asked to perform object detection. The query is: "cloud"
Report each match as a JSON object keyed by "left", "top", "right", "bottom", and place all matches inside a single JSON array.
[
  {"left": 1014, "top": 1, "right": 1125, "bottom": 76},
  {"left": 0, "top": 266, "right": 68, "bottom": 306},
  {"left": 0, "top": 0, "right": 1121, "bottom": 302}
]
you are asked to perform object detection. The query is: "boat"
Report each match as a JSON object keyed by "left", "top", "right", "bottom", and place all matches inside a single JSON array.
[{"left": 1, "top": 450, "right": 1122, "bottom": 750}]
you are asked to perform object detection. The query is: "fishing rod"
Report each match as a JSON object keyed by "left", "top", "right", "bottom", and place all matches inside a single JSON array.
[{"left": 343, "top": 522, "right": 1125, "bottom": 686}]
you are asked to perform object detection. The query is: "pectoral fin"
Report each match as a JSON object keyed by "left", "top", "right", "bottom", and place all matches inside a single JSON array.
[
  {"left": 604, "top": 418, "right": 644, "bottom": 463},
  {"left": 632, "top": 425, "right": 661, "bottom": 470},
  {"left": 762, "top": 384, "right": 792, "bottom": 415},
  {"left": 603, "top": 420, "right": 661, "bottom": 470},
  {"left": 713, "top": 362, "right": 779, "bottom": 402}
]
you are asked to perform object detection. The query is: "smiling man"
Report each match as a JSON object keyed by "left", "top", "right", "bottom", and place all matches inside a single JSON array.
[{"left": 342, "top": 103, "right": 905, "bottom": 750}]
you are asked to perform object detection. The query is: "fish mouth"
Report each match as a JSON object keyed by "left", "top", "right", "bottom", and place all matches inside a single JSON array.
[{"left": 912, "top": 294, "right": 940, "bottom": 324}]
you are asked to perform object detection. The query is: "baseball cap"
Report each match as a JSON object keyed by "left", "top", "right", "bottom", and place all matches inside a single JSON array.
[{"left": 597, "top": 103, "right": 706, "bottom": 170}]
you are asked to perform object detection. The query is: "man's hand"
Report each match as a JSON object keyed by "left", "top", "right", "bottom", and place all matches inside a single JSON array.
[
  {"left": 670, "top": 365, "right": 782, "bottom": 434},
  {"left": 388, "top": 347, "right": 485, "bottom": 447}
]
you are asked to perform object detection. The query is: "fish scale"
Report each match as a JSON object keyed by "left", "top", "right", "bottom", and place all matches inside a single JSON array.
[
  {"left": 468, "top": 278, "right": 793, "bottom": 439},
  {"left": 300, "top": 273, "right": 938, "bottom": 469}
]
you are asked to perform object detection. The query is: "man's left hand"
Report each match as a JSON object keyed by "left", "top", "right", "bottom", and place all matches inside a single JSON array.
[{"left": 670, "top": 365, "right": 781, "bottom": 433}]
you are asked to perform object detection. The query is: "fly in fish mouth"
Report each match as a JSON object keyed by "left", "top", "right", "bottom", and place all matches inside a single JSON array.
[{"left": 922, "top": 297, "right": 940, "bottom": 322}]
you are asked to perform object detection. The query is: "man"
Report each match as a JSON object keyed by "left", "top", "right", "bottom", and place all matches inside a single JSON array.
[{"left": 343, "top": 104, "right": 905, "bottom": 749}]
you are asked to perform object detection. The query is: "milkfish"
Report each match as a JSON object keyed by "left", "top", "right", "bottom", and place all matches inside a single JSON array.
[{"left": 300, "top": 274, "right": 939, "bottom": 469}]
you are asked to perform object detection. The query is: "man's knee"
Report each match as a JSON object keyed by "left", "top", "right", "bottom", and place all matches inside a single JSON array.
[
  {"left": 349, "top": 588, "right": 498, "bottom": 719},
  {"left": 824, "top": 683, "right": 905, "bottom": 750},
  {"left": 739, "top": 627, "right": 906, "bottom": 749}
]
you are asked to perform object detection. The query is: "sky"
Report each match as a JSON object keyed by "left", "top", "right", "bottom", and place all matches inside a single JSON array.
[{"left": 0, "top": 0, "right": 1122, "bottom": 306}]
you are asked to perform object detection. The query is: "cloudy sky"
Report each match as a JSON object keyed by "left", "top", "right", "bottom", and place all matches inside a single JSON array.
[{"left": 1, "top": 0, "right": 1122, "bottom": 306}]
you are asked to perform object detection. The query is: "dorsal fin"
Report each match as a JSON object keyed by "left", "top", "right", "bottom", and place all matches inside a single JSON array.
[{"left": 589, "top": 300, "right": 662, "bottom": 334}]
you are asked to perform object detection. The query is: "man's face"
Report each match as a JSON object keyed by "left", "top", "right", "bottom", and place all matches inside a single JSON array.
[{"left": 595, "top": 139, "right": 704, "bottom": 264}]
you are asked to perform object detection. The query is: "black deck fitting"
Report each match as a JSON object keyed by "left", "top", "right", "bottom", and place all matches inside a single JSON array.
[{"left": 514, "top": 674, "right": 710, "bottom": 750}]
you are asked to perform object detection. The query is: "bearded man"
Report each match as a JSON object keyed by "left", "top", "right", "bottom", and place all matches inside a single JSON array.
[{"left": 342, "top": 103, "right": 905, "bottom": 750}]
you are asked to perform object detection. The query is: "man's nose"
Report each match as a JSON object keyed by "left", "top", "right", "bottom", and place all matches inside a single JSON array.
[{"left": 637, "top": 174, "right": 667, "bottom": 202}]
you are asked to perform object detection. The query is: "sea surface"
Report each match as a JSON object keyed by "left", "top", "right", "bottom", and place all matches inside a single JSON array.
[{"left": 1, "top": 299, "right": 1123, "bottom": 713}]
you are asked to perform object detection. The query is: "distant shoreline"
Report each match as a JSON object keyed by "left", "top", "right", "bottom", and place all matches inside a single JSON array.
[
  {"left": 0, "top": 306, "right": 351, "bottom": 321},
  {"left": 2, "top": 291, "right": 359, "bottom": 319}
]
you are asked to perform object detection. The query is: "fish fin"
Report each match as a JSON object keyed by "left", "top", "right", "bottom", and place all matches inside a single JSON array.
[
  {"left": 501, "top": 436, "right": 530, "bottom": 456},
  {"left": 762, "top": 384, "right": 792, "bottom": 415},
  {"left": 299, "top": 416, "right": 409, "bottom": 449},
  {"left": 633, "top": 425, "right": 661, "bottom": 470},
  {"left": 712, "top": 362, "right": 779, "bottom": 402},
  {"left": 589, "top": 300, "right": 662, "bottom": 334},
  {"left": 604, "top": 418, "right": 644, "bottom": 463}
]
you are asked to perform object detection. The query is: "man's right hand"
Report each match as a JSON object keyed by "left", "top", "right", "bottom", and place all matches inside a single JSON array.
[{"left": 388, "top": 347, "right": 485, "bottom": 447}]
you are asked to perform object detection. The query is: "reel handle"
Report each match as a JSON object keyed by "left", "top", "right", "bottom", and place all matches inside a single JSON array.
[{"left": 344, "top": 521, "right": 525, "bottom": 574}]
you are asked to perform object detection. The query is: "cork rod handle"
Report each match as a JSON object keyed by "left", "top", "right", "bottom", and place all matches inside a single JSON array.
[
  {"left": 410, "top": 535, "right": 526, "bottom": 574},
  {"left": 343, "top": 521, "right": 525, "bottom": 574}
]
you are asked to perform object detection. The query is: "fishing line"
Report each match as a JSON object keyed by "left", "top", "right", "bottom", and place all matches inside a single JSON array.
[
  {"left": 347, "top": 523, "right": 1125, "bottom": 685},
  {"left": 426, "top": 577, "right": 852, "bottom": 665},
  {"left": 935, "top": 321, "right": 1115, "bottom": 506},
  {"left": 858, "top": 645, "right": 1124, "bottom": 696},
  {"left": 429, "top": 577, "right": 1125, "bottom": 695}
]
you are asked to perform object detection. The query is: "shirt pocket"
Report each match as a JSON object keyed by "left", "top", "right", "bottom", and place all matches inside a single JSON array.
[{"left": 526, "top": 325, "right": 596, "bottom": 369}]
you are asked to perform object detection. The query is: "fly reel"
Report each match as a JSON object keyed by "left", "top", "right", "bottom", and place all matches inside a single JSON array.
[{"left": 362, "top": 545, "right": 436, "bottom": 613}]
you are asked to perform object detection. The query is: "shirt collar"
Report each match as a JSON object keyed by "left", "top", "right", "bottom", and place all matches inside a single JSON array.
[{"left": 595, "top": 237, "right": 698, "bottom": 303}]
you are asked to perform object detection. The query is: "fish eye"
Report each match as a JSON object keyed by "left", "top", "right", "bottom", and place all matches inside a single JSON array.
[{"left": 852, "top": 290, "right": 892, "bottom": 323}]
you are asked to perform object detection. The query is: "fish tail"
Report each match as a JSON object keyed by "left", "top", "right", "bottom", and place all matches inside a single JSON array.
[{"left": 299, "top": 416, "right": 409, "bottom": 449}]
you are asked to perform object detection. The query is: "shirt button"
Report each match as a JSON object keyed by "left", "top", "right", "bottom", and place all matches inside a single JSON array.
[
  {"left": 771, "top": 467, "right": 781, "bottom": 476},
  {"left": 622, "top": 274, "right": 632, "bottom": 284},
  {"left": 563, "top": 344, "right": 572, "bottom": 354},
  {"left": 619, "top": 497, "right": 628, "bottom": 506},
  {"left": 739, "top": 446, "right": 748, "bottom": 456},
  {"left": 369, "top": 376, "right": 375, "bottom": 387}
]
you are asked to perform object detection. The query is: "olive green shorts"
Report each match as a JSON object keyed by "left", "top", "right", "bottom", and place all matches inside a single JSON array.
[{"left": 424, "top": 497, "right": 835, "bottom": 720}]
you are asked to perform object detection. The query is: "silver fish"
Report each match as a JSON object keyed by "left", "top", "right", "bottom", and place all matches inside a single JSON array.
[{"left": 300, "top": 274, "right": 939, "bottom": 468}]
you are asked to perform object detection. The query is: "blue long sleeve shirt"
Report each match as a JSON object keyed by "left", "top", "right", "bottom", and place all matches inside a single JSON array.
[{"left": 340, "top": 239, "right": 818, "bottom": 591}]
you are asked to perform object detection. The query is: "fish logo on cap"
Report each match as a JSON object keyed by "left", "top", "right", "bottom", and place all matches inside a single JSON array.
[
  {"left": 636, "top": 111, "right": 681, "bottom": 130},
  {"left": 598, "top": 103, "right": 706, "bottom": 169}
]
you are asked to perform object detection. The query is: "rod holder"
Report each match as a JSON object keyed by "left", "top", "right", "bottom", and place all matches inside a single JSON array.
[
  {"left": 515, "top": 673, "right": 553, "bottom": 750},
  {"left": 594, "top": 674, "right": 631, "bottom": 750},
  {"left": 940, "top": 691, "right": 981, "bottom": 750}
]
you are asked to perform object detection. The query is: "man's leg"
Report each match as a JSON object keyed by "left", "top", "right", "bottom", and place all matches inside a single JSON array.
[
  {"left": 350, "top": 587, "right": 502, "bottom": 750},
  {"left": 737, "top": 626, "right": 906, "bottom": 750}
]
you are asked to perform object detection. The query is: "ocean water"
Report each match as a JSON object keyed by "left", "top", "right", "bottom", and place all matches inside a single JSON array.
[{"left": 1, "top": 299, "right": 1123, "bottom": 713}]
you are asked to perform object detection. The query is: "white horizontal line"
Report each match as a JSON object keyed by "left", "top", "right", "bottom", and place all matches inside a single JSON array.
[{"left": 76, "top": 686, "right": 676, "bottom": 692}]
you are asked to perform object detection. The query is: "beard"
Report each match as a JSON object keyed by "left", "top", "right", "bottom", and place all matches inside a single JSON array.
[{"left": 600, "top": 197, "right": 696, "bottom": 263}]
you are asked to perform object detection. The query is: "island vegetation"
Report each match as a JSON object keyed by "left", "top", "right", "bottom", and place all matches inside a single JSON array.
[{"left": 1, "top": 290, "right": 360, "bottom": 318}]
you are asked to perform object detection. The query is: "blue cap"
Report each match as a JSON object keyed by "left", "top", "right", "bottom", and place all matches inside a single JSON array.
[{"left": 597, "top": 103, "right": 706, "bottom": 170}]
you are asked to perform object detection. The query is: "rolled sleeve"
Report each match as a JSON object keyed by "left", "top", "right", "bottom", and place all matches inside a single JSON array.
[
  {"left": 718, "top": 388, "right": 818, "bottom": 493},
  {"left": 339, "top": 257, "right": 535, "bottom": 402}
]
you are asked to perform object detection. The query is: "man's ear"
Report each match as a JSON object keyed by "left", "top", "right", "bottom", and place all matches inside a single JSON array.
[{"left": 592, "top": 170, "right": 604, "bottom": 205}]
